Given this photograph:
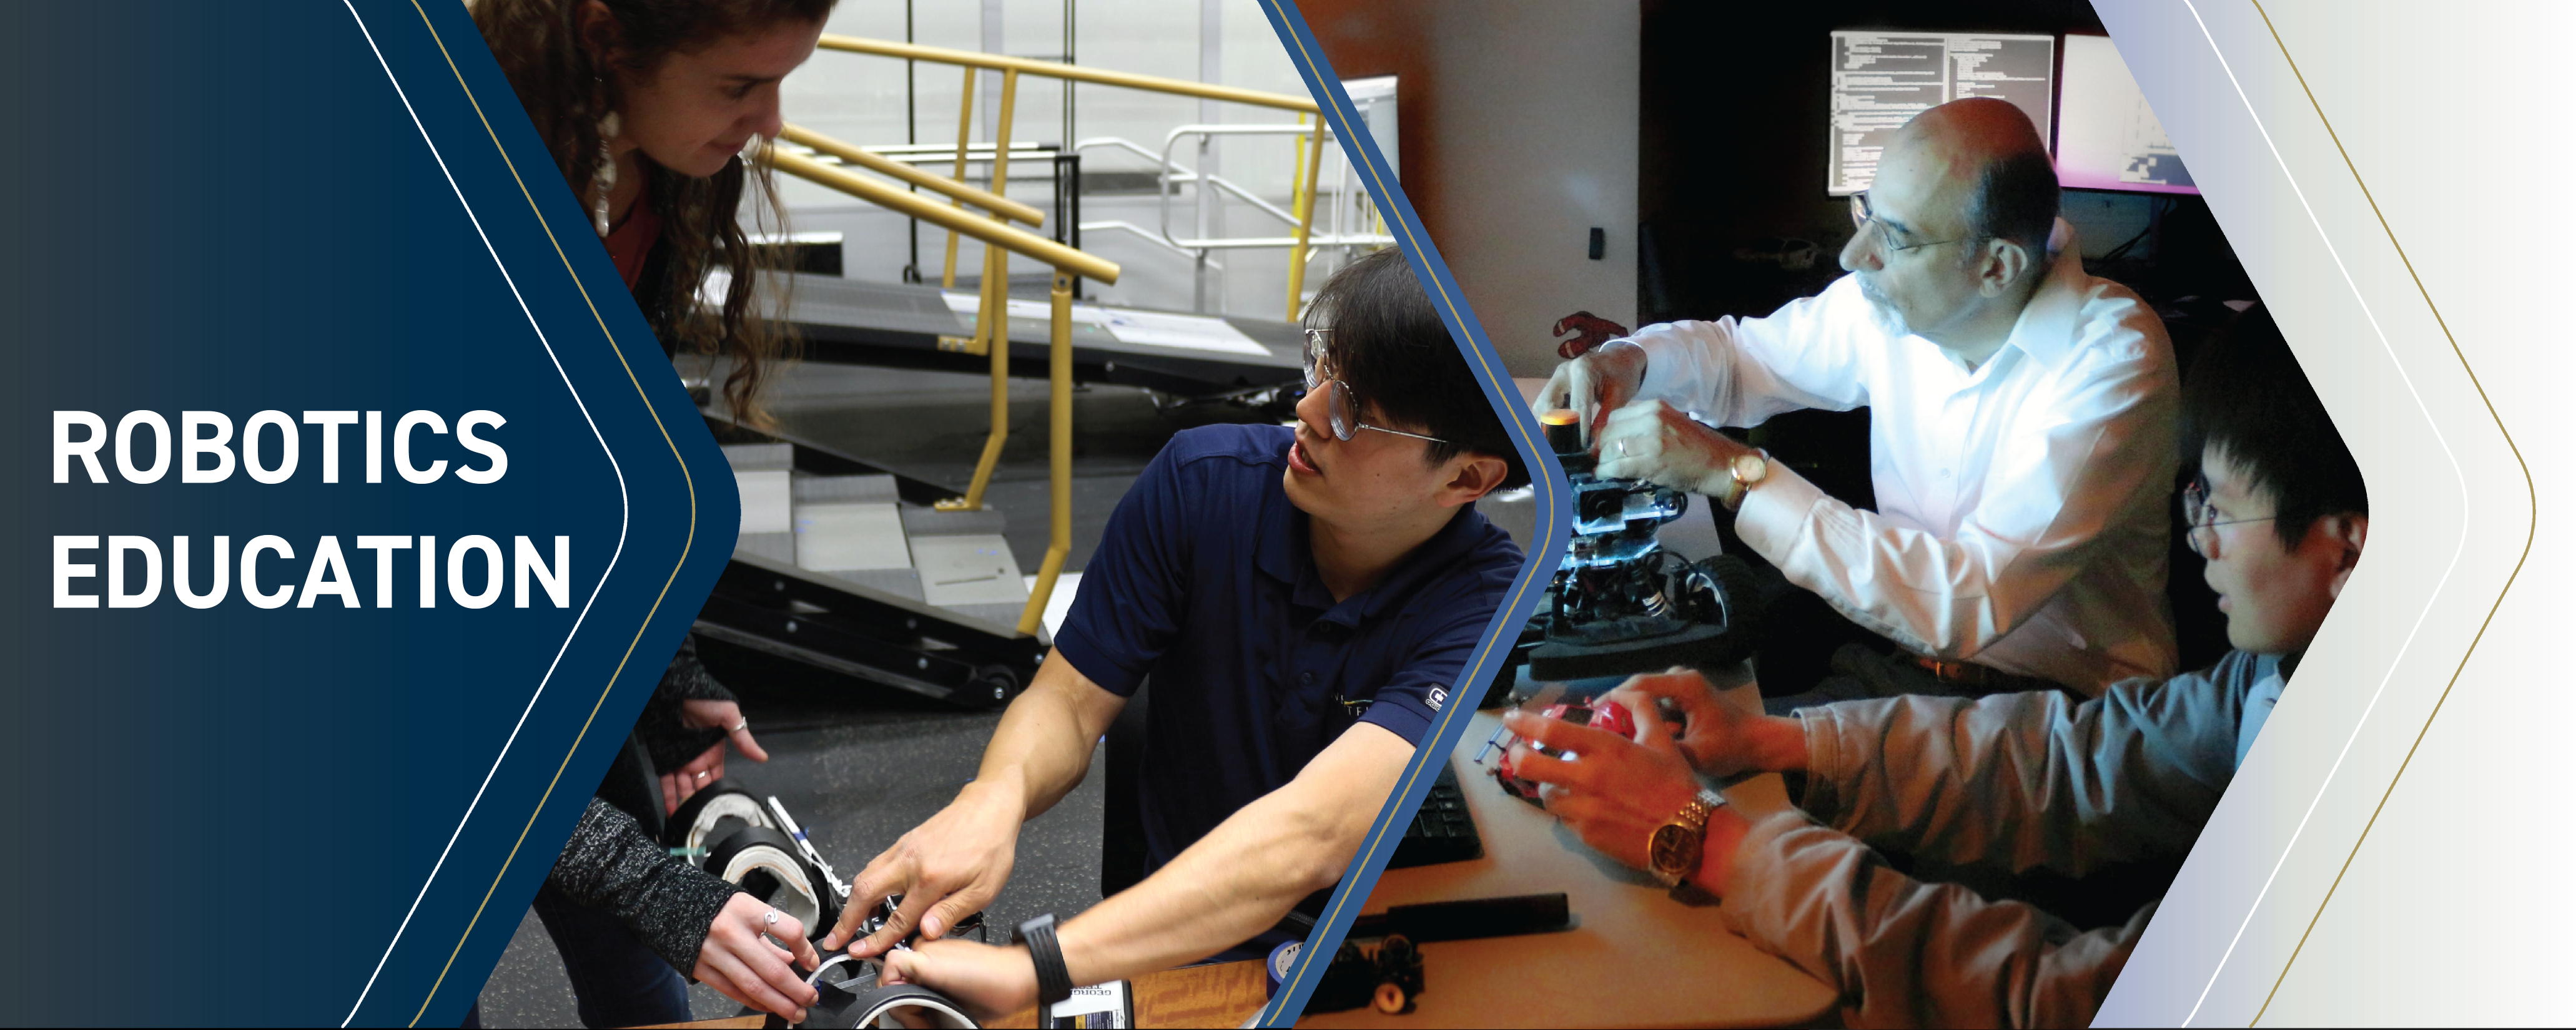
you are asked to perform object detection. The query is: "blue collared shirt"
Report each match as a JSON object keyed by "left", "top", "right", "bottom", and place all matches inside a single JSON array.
[{"left": 1056, "top": 424, "right": 1522, "bottom": 881}]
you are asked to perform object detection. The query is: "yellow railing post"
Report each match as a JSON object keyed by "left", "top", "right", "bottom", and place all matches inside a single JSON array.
[
  {"left": 1286, "top": 115, "right": 1325, "bottom": 322},
  {"left": 759, "top": 149, "right": 1113, "bottom": 279},
  {"left": 942, "top": 63, "right": 976, "bottom": 291},
  {"left": 940, "top": 67, "right": 1025, "bottom": 513},
  {"left": 777, "top": 36, "right": 1388, "bottom": 637},
  {"left": 1018, "top": 270, "right": 1077, "bottom": 635}
]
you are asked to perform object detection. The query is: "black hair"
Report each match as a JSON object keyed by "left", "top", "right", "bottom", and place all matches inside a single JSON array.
[
  {"left": 2179, "top": 303, "right": 2367, "bottom": 547},
  {"left": 1965, "top": 148, "right": 2060, "bottom": 255},
  {"left": 1306, "top": 248, "right": 1529, "bottom": 491}
]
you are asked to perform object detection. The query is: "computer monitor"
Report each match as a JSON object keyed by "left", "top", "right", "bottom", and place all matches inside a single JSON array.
[
  {"left": 2056, "top": 33, "right": 2198, "bottom": 194},
  {"left": 1828, "top": 31, "right": 2056, "bottom": 195}
]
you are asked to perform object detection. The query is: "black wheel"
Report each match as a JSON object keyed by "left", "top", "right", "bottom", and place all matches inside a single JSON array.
[
  {"left": 662, "top": 778, "right": 769, "bottom": 851},
  {"left": 970, "top": 665, "right": 1021, "bottom": 708},
  {"left": 1699, "top": 554, "right": 1764, "bottom": 638},
  {"left": 703, "top": 825, "right": 841, "bottom": 941},
  {"left": 811, "top": 983, "right": 981, "bottom": 1028},
  {"left": 1683, "top": 554, "right": 1764, "bottom": 667}
]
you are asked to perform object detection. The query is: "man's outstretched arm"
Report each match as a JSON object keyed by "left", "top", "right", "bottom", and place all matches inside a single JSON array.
[
  {"left": 882, "top": 722, "right": 1416, "bottom": 1018},
  {"left": 824, "top": 649, "right": 1127, "bottom": 956},
  {"left": 1723, "top": 812, "right": 2149, "bottom": 1029}
]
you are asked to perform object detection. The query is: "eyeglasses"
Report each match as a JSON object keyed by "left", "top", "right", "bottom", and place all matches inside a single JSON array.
[
  {"left": 2181, "top": 478, "right": 2277, "bottom": 558},
  {"left": 1301, "top": 328, "right": 1453, "bottom": 445},
  {"left": 1848, "top": 192, "right": 1962, "bottom": 255}
]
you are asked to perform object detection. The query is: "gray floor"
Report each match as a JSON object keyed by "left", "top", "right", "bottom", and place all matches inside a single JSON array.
[{"left": 474, "top": 677, "right": 1111, "bottom": 1028}]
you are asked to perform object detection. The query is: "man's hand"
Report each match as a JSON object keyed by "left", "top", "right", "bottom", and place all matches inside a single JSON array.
[
  {"left": 694, "top": 893, "right": 822, "bottom": 1024},
  {"left": 822, "top": 779, "right": 1025, "bottom": 958},
  {"left": 1602, "top": 669, "right": 1809, "bottom": 778},
  {"left": 663, "top": 699, "right": 770, "bottom": 815},
  {"left": 1502, "top": 706, "right": 1704, "bottom": 871},
  {"left": 879, "top": 938, "right": 1039, "bottom": 1024},
  {"left": 1532, "top": 339, "right": 1650, "bottom": 446},
  {"left": 1592, "top": 399, "right": 1751, "bottom": 498}
]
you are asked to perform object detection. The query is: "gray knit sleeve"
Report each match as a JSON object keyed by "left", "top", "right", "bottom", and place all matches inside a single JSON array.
[
  {"left": 639, "top": 635, "right": 735, "bottom": 771},
  {"left": 659, "top": 634, "right": 738, "bottom": 704},
  {"left": 549, "top": 797, "right": 744, "bottom": 973}
]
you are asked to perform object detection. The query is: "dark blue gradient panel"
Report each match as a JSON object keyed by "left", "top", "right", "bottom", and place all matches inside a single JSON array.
[{"left": 0, "top": 3, "right": 733, "bottom": 1025}]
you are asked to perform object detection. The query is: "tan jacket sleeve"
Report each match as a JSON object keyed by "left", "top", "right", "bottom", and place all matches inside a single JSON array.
[
  {"left": 1794, "top": 652, "right": 2256, "bottom": 877},
  {"left": 1722, "top": 812, "right": 2151, "bottom": 1029}
]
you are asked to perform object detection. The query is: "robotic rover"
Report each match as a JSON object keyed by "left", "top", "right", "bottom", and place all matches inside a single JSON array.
[
  {"left": 1515, "top": 408, "right": 1761, "bottom": 684},
  {"left": 1475, "top": 407, "right": 1760, "bottom": 800}
]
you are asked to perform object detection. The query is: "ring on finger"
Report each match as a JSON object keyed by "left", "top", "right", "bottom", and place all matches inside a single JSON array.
[
  {"left": 696, "top": 770, "right": 710, "bottom": 780},
  {"left": 763, "top": 909, "right": 780, "bottom": 927},
  {"left": 732, "top": 718, "right": 749, "bottom": 733}
]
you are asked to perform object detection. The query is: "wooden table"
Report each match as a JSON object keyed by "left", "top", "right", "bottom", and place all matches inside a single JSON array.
[
  {"left": 1297, "top": 674, "right": 1837, "bottom": 1029},
  {"left": 649, "top": 959, "right": 1268, "bottom": 1029}
]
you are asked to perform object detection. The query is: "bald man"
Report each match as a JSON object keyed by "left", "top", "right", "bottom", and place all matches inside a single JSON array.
[{"left": 1537, "top": 97, "right": 2179, "bottom": 701}]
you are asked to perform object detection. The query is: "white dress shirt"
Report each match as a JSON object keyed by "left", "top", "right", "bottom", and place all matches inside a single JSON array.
[{"left": 1627, "top": 237, "right": 2179, "bottom": 694}]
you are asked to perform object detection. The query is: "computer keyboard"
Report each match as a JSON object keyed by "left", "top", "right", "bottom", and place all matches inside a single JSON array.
[{"left": 1389, "top": 760, "right": 1483, "bottom": 868}]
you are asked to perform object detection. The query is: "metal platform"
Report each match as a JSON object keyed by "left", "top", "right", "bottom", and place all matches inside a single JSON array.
[
  {"left": 691, "top": 430, "right": 1051, "bottom": 709},
  {"left": 779, "top": 273, "right": 1306, "bottom": 400}
]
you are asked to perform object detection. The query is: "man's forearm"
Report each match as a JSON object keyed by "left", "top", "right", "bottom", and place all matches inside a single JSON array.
[
  {"left": 970, "top": 652, "right": 1125, "bottom": 821},
  {"left": 1054, "top": 723, "right": 1411, "bottom": 985}
]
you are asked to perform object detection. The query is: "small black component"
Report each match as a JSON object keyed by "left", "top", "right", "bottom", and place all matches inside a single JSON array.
[
  {"left": 1348, "top": 891, "right": 1571, "bottom": 943},
  {"left": 1373, "top": 934, "right": 1426, "bottom": 1014},
  {"left": 1305, "top": 942, "right": 1384, "bottom": 1014}
]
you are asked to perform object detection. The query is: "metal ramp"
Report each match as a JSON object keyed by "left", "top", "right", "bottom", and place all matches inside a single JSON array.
[
  {"left": 692, "top": 437, "right": 1049, "bottom": 709},
  {"left": 781, "top": 273, "right": 1306, "bottom": 403}
]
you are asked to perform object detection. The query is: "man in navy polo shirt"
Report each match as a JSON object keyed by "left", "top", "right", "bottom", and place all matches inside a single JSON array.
[{"left": 819, "top": 248, "right": 1527, "bottom": 1017}]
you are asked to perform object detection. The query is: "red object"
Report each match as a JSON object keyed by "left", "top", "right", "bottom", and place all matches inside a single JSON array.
[
  {"left": 1552, "top": 311, "right": 1632, "bottom": 360},
  {"left": 603, "top": 177, "right": 663, "bottom": 292},
  {"left": 1492, "top": 699, "right": 1637, "bottom": 803}
]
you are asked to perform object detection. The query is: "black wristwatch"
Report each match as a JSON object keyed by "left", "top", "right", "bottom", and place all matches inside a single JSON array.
[{"left": 1013, "top": 913, "right": 1075, "bottom": 1012}]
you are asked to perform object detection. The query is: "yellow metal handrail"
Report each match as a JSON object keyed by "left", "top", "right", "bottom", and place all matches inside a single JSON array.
[
  {"left": 762, "top": 148, "right": 1113, "bottom": 280},
  {"left": 778, "top": 124, "right": 1047, "bottom": 227},
  {"left": 816, "top": 34, "right": 1332, "bottom": 324},
  {"left": 758, "top": 142, "right": 1117, "bottom": 637},
  {"left": 778, "top": 37, "right": 1340, "bottom": 639},
  {"left": 816, "top": 35, "right": 1319, "bottom": 113}
]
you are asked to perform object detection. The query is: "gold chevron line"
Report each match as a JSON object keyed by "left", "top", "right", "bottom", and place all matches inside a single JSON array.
[
  {"left": 394, "top": 2, "right": 704, "bottom": 1024},
  {"left": 1246, "top": 2, "right": 1567, "bottom": 1025},
  {"left": 2243, "top": 0, "right": 2535, "bottom": 1023}
]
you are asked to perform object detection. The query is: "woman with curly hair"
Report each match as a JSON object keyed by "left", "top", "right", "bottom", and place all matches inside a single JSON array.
[{"left": 470, "top": 1, "right": 833, "bottom": 1025}]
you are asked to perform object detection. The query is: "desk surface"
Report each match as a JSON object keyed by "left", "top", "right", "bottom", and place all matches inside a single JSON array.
[
  {"left": 1298, "top": 678, "right": 1835, "bottom": 1029},
  {"left": 646, "top": 959, "right": 1268, "bottom": 1029},
  {"left": 995, "top": 959, "right": 1269, "bottom": 1029}
]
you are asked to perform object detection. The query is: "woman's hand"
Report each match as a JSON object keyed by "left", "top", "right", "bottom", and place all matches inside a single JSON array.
[
  {"left": 663, "top": 699, "right": 769, "bottom": 815},
  {"left": 695, "top": 893, "right": 822, "bottom": 1024},
  {"left": 822, "top": 778, "right": 1026, "bottom": 958}
]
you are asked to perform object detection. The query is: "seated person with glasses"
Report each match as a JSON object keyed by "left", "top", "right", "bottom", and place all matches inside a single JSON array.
[
  {"left": 1535, "top": 96, "right": 2181, "bottom": 704},
  {"left": 817, "top": 247, "right": 1528, "bottom": 1019},
  {"left": 1504, "top": 305, "right": 2362, "bottom": 1028}
]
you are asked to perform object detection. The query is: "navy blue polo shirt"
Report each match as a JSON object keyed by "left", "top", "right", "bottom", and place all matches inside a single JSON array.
[{"left": 1055, "top": 423, "right": 1521, "bottom": 902}]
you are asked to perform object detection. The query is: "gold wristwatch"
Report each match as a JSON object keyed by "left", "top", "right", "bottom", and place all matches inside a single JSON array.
[
  {"left": 1647, "top": 788, "right": 1729, "bottom": 890},
  {"left": 1721, "top": 450, "right": 1770, "bottom": 513}
]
